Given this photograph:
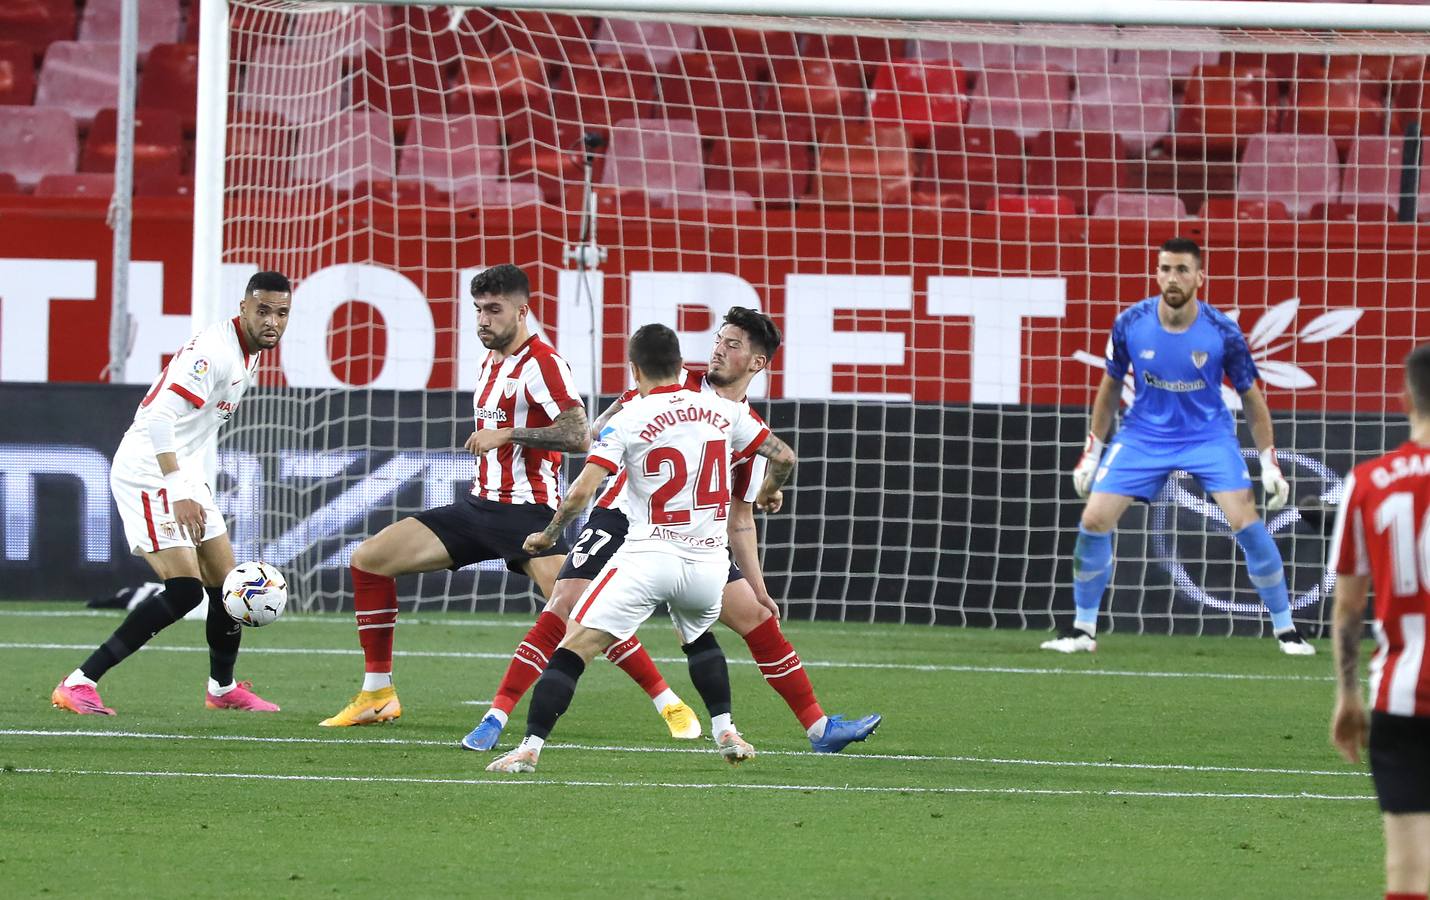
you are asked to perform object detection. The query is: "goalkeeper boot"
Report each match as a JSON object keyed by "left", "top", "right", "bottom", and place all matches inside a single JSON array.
[
  {"left": 51, "top": 681, "right": 115, "bottom": 716},
  {"left": 461, "top": 714, "right": 505, "bottom": 751},
  {"left": 810, "top": 713, "right": 882, "bottom": 753},
  {"left": 715, "top": 729, "right": 756, "bottom": 766},
  {"left": 660, "top": 700, "right": 702, "bottom": 740},
  {"left": 1276, "top": 629, "right": 1317, "bottom": 656},
  {"left": 319, "top": 686, "right": 401, "bottom": 726},
  {"left": 1040, "top": 627, "right": 1097, "bottom": 654},
  {"left": 206, "top": 680, "right": 280, "bottom": 712},
  {"left": 485, "top": 747, "right": 539, "bottom": 774}
]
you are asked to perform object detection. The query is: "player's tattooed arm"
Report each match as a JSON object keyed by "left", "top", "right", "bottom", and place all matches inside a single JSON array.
[
  {"left": 755, "top": 432, "right": 797, "bottom": 487},
  {"left": 525, "top": 462, "right": 605, "bottom": 554},
  {"left": 511, "top": 406, "right": 591, "bottom": 453}
]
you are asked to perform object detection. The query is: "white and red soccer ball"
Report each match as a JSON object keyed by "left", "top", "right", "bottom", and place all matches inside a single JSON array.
[{"left": 222, "top": 561, "right": 288, "bottom": 627}]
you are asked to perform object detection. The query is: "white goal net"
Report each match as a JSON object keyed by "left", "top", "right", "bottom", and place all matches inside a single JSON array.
[{"left": 210, "top": 0, "right": 1429, "bottom": 634}]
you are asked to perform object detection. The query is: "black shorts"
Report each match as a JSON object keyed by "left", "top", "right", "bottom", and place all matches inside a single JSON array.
[
  {"left": 555, "top": 506, "right": 747, "bottom": 584},
  {"left": 1370, "top": 711, "right": 1430, "bottom": 813},
  {"left": 414, "top": 494, "right": 568, "bottom": 574}
]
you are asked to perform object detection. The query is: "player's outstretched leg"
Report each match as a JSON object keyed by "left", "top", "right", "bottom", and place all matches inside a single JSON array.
[
  {"left": 681, "top": 631, "right": 754, "bottom": 765},
  {"left": 321, "top": 563, "right": 403, "bottom": 726},
  {"left": 1041, "top": 525, "right": 1111, "bottom": 653},
  {"left": 202, "top": 585, "right": 279, "bottom": 711},
  {"left": 52, "top": 576, "right": 206, "bottom": 716},
  {"left": 605, "top": 636, "right": 701, "bottom": 739},
  {"left": 464, "top": 610, "right": 566, "bottom": 750},
  {"left": 486, "top": 647, "right": 588, "bottom": 774},
  {"left": 1232, "top": 521, "right": 1315, "bottom": 656}
]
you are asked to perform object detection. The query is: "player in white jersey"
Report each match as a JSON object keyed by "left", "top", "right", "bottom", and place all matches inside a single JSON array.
[
  {"left": 464, "top": 307, "right": 880, "bottom": 754},
  {"left": 486, "top": 323, "right": 797, "bottom": 773},
  {"left": 321, "top": 264, "right": 592, "bottom": 727},
  {"left": 51, "top": 271, "right": 293, "bottom": 716}
]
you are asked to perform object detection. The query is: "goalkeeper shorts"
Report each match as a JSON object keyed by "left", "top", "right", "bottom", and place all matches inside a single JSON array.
[{"left": 1091, "top": 433, "right": 1253, "bottom": 502}]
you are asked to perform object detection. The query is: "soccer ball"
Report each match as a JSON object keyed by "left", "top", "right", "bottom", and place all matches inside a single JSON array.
[{"left": 222, "top": 561, "right": 288, "bottom": 627}]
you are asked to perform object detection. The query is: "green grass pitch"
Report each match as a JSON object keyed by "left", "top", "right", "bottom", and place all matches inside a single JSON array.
[{"left": 0, "top": 602, "right": 1384, "bottom": 897}]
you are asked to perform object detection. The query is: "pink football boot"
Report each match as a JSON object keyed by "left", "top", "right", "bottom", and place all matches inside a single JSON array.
[
  {"left": 205, "top": 680, "right": 280, "bottom": 712},
  {"left": 51, "top": 681, "right": 115, "bottom": 716}
]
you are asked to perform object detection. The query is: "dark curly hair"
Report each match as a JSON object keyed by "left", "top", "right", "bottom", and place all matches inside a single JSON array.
[{"left": 722, "top": 306, "right": 781, "bottom": 359}]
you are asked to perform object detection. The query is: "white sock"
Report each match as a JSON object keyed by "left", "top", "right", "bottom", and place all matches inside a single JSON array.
[
  {"left": 363, "top": 671, "right": 393, "bottom": 692},
  {"left": 1274, "top": 625, "right": 1298, "bottom": 638},
  {"left": 652, "top": 688, "right": 679, "bottom": 712},
  {"left": 485, "top": 708, "right": 510, "bottom": 727},
  {"left": 806, "top": 715, "right": 830, "bottom": 740},
  {"left": 208, "top": 678, "right": 236, "bottom": 696},
  {"left": 1074, "top": 620, "right": 1098, "bottom": 638},
  {"left": 64, "top": 669, "right": 96, "bottom": 689},
  {"left": 711, "top": 712, "right": 733, "bottom": 736},
  {"left": 517, "top": 734, "right": 544, "bottom": 755}
]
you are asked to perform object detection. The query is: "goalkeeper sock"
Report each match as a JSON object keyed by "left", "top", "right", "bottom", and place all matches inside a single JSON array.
[
  {"left": 525, "top": 648, "right": 585, "bottom": 740},
  {"left": 1072, "top": 527, "right": 1114, "bottom": 634},
  {"left": 491, "top": 611, "right": 566, "bottom": 715},
  {"left": 1234, "top": 521, "right": 1294, "bottom": 633},
  {"left": 604, "top": 635, "right": 672, "bottom": 705},
  {"left": 743, "top": 617, "right": 825, "bottom": 729},
  {"left": 352, "top": 565, "right": 398, "bottom": 675},
  {"left": 205, "top": 585, "right": 241, "bottom": 687},
  {"left": 77, "top": 577, "right": 203, "bottom": 682}
]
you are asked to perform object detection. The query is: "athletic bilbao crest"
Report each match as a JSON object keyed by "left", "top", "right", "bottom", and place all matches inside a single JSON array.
[
  {"left": 503, "top": 378, "right": 519, "bottom": 398},
  {"left": 1190, "top": 351, "right": 1208, "bottom": 368},
  {"left": 571, "top": 550, "right": 589, "bottom": 569}
]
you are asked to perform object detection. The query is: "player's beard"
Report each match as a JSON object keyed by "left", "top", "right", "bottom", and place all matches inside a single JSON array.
[
  {"left": 704, "top": 364, "right": 735, "bottom": 387},
  {"left": 478, "top": 322, "right": 518, "bottom": 352},
  {"left": 1161, "top": 288, "right": 1192, "bottom": 309}
]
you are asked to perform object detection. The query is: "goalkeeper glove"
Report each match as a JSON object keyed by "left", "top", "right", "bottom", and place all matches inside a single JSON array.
[
  {"left": 1072, "top": 433, "right": 1106, "bottom": 499},
  {"left": 1260, "top": 447, "right": 1290, "bottom": 513}
]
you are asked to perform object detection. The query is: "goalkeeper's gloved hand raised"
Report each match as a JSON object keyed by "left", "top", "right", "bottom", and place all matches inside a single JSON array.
[
  {"left": 1072, "top": 433, "right": 1105, "bottom": 499},
  {"left": 1260, "top": 447, "right": 1290, "bottom": 513}
]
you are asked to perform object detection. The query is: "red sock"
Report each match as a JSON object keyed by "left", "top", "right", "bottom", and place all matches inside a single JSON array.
[
  {"left": 1387, "top": 893, "right": 1428, "bottom": 899},
  {"left": 352, "top": 565, "right": 397, "bottom": 674},
  {"left": 743, "top": 617, "right": 825, "bottom": 729},
  {"left": 606, "top": 636, "right": 669, "bottom": 700},
  {"left": 492, "top": 611, "right": 566, "bottom": 715}
]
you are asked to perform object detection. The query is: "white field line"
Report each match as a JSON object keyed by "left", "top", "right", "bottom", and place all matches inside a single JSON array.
[
  {"left": 0, "top": 766, "right": 1372, "bottom": 801},
  {"left": 0, "top": 641, "right": 1331, "bottom": 682},
  {"left": 0, "top": 728, "right": 1368, "bottom": 779}
]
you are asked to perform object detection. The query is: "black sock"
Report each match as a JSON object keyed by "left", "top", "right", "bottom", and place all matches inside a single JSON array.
[
  {"left": 205, "top": 585, "right": 241, "bottom": 686},
  {"left": 682, "top": 631, "right": 732, "bottom": 719},
  {"left": 80, "top": 577, "right": 204, "bottom": 682},
  {"left": 526, "top": 648, "right": 586, "bottom": 740}
]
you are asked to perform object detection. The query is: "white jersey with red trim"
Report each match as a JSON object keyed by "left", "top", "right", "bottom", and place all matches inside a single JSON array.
[
  {"left": 594, "top": 368, "right": 767, "bottom": 512},
  {"left": 587, "top": 384, "right": 769, "bottom": 553},
  {"left": 469, "top": 334, "right": 583, "bottom": 508},
  {"left": 116, "top": 316, "right": 259, "bottom": 478},
  {"left": 1331, "top": 441, "right": 1430, "bottom": 718}
]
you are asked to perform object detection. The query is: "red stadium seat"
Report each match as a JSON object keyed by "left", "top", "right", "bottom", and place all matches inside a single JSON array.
[
  {"left": 451, "top": 177, "right": 544, "bottom": 208},
  {"left": 0, "top": 106, "right": 76, "bottom": 188},
  {"left": 551, "top": 52, "right": 659, "bottom": 138},
  {"left": 0, "top": 40, "right": 36, "bottom": 106},
  {"left": 698, "top": 27, "right": 799, "bottom": 80},
  {"left": 81, "top": 108, "right": 183, "bottom": 180},
  {"left": 240, "top": 42, "right": 343, "bottom": 126},
  {"left": 487, "top": 10, "right": 597, "bottom": 66},
  {"left": 1091, "top": 192, "right": 1188, "bottom": 220},
  {"left": 706, "top": 128, "right": 813, "bottom": 207},
  {"left": 0, "top": 173, "right": 19, "bottom": 194},
  {"left": 660, "top": 49, "right": 764, "bottom": 138},
  {"left": 0, "top": 1, "right": 77, "bottom": 64},
  {"left": 912, "top": 41, "right": 1014, "bottom": 75},
  {"left": 361, "top": 179, "right": 453, "bottom": 209},
  {"left": 1114, "top": 49, "right": 1219, "bottom": 79},
  {"left": 808, "top": 33, "right": 898, "bottom": 77},
  {"left": 986, "top": 193, "right": 1076, "bottom": 215},
  {"left": 450, "top": 49, "right": 550, "bottom": 118},
  {"left": 35, "top": 41, "right": 122, "bottom": 127},
  {"left": 967, "top": 68, "right": 1073, "bottom": 138},
  {"left": 1237, "top": 133, "right": 1339, "bottom": 218},
  {"left": 1340, "top": 135, "right": 1412, "bottom": 219},
  {"left": 1173, "top": 64, "right": 1274, "bottom": 156},
  {"left": 1286, "top": 76, "right": 1386, "bottom": 153},
  {"left": 869, "top": 59, "right": 968, "bottom": 143},
  {"left": 289, "top": 5, "right": 391, "bottom": 62},
  {"left": 78, "top": 0, "right": 181, "bottom": 62},
  {"left": 767, "top": 53, "right": 867, "bottom": 137},
  {"left": 810, "top": 123, "right": 913, "bottom": 206},
  {"left": 603, "top": 118, "right": 705, "bottom": 198},
  {"left": 1310, "top": 201, "right": 1396, "bottom": 222},
  {"left": 292, "top": 110, "right": 397, "bottom": 192},
  {"left": 34, "top": 172, "right": 113, "bottom": 197},
  {"left": 1014, "top": 32, "right": 1114, "bottom": 75},
  {"left": 1072, "top": 70, "right": 1173, "bottom": 155},
  {"left": 351, "top": 49, "right": 448, "bottom": 141},
  {"left": 1024, "top": 130, "right": 1128, "bottom": 213},
  {"left": 1199, "top": 198, "right": 1292, "bottom": 221},
  {"left": 398, "top": 115, "right": 503, "bottom": 192},
  {"left": 923, "top": 124, "right": 1023, "bottom": 210},
  {"left": 593, "top": 18, "right": 698, "bottom": 68},
  {"left": 137, "top": 43, "right": 198, "bottom": 132}
]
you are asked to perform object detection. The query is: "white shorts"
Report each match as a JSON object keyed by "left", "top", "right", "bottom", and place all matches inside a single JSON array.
[
  {"left": 111, "top": 459, "right": 226, "bottom": 556},
  {"left": 571, "top": 544, "right": 726, "bottom": 644}
]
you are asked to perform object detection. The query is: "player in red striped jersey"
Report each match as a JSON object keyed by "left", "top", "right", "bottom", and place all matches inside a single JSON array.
[
  {"left": 321, "top": 265, "right": 606, "bottom": 727},
  {"left": 463, "top": 307, "right": 880, "bottom": 753},
  {"left": 1331, "top": 344, "right": 1430, "bottom": 900}
]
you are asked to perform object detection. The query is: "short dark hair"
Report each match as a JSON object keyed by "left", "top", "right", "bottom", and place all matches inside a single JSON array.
[
  {"left": 470, "top": 264, "right": 529, "bottom": 300},
  {"left": 246, "top": 271, "right": 291, "bottom": 296},
  {"left": 629, "top": 323, "right": 683, "bottom": 382},
  {"left": 1160, "top": 237, "right": 1202, "bottom": 267},
  {"left": 1407, "top": 345, "right": 1430, "bottom": 416},
  {"left": 722, "top": 306, "right": 782, "bottom": 359}
]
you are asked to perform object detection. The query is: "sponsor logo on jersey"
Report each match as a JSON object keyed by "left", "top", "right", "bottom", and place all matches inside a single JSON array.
[
  {"left": 1191, "top": 351, "right": 1208, "bottom": 368},
  {"left": 215, "top": 400, "right": 237, "bottom": 420},
  {"left": 190, "top": 358, "right": 209, "bottom": 378},
  {"left": 159, "top": 522, "right": 178, "bottom": 539},
  {"left": 1142, "top": 372, "right": 1207, "bottom": 392},
  {"left": 1140, "top": 349, "right": 1156, "bottom": 359},
  {"left": 474, "top": 407, "right": 507, "bottom": 422}
]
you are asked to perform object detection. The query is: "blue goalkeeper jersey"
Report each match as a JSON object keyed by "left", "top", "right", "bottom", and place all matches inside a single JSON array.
[{"left": 1104, "top": 297, "right": 1258, "bottom": 443}]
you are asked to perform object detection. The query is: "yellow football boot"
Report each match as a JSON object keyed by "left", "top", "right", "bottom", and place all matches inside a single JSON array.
[
  {"left": 660, "top": 700, "right": 702, "bottom": 739},
  {"left": 319, "top": 686, "right": 401, "bottom": 726}
]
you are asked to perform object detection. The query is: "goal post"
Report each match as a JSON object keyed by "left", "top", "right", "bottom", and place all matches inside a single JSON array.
[{"left": 200, "top": 0, "right": 1430, "bottom": 634}]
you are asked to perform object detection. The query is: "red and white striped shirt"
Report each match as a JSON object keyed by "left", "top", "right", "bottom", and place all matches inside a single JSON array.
[
  {"left": 469, "top": 335, "right": 583, "bottom": 508},
  {"left": 594, "top": 369, "right": 767, "bottom": 511},
  {"left": 1331, "top": 440, "right": 1430, "bottom": 717}
]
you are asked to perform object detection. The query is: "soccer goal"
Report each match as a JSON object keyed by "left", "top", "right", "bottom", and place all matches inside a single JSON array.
[{"left": 198, "top": 0, "right": 1430, "bottom": 631}]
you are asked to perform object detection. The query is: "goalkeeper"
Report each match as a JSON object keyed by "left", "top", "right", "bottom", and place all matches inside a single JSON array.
[{"left": 1041, "top": 237, "right": 1314, "bottom": 656}]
